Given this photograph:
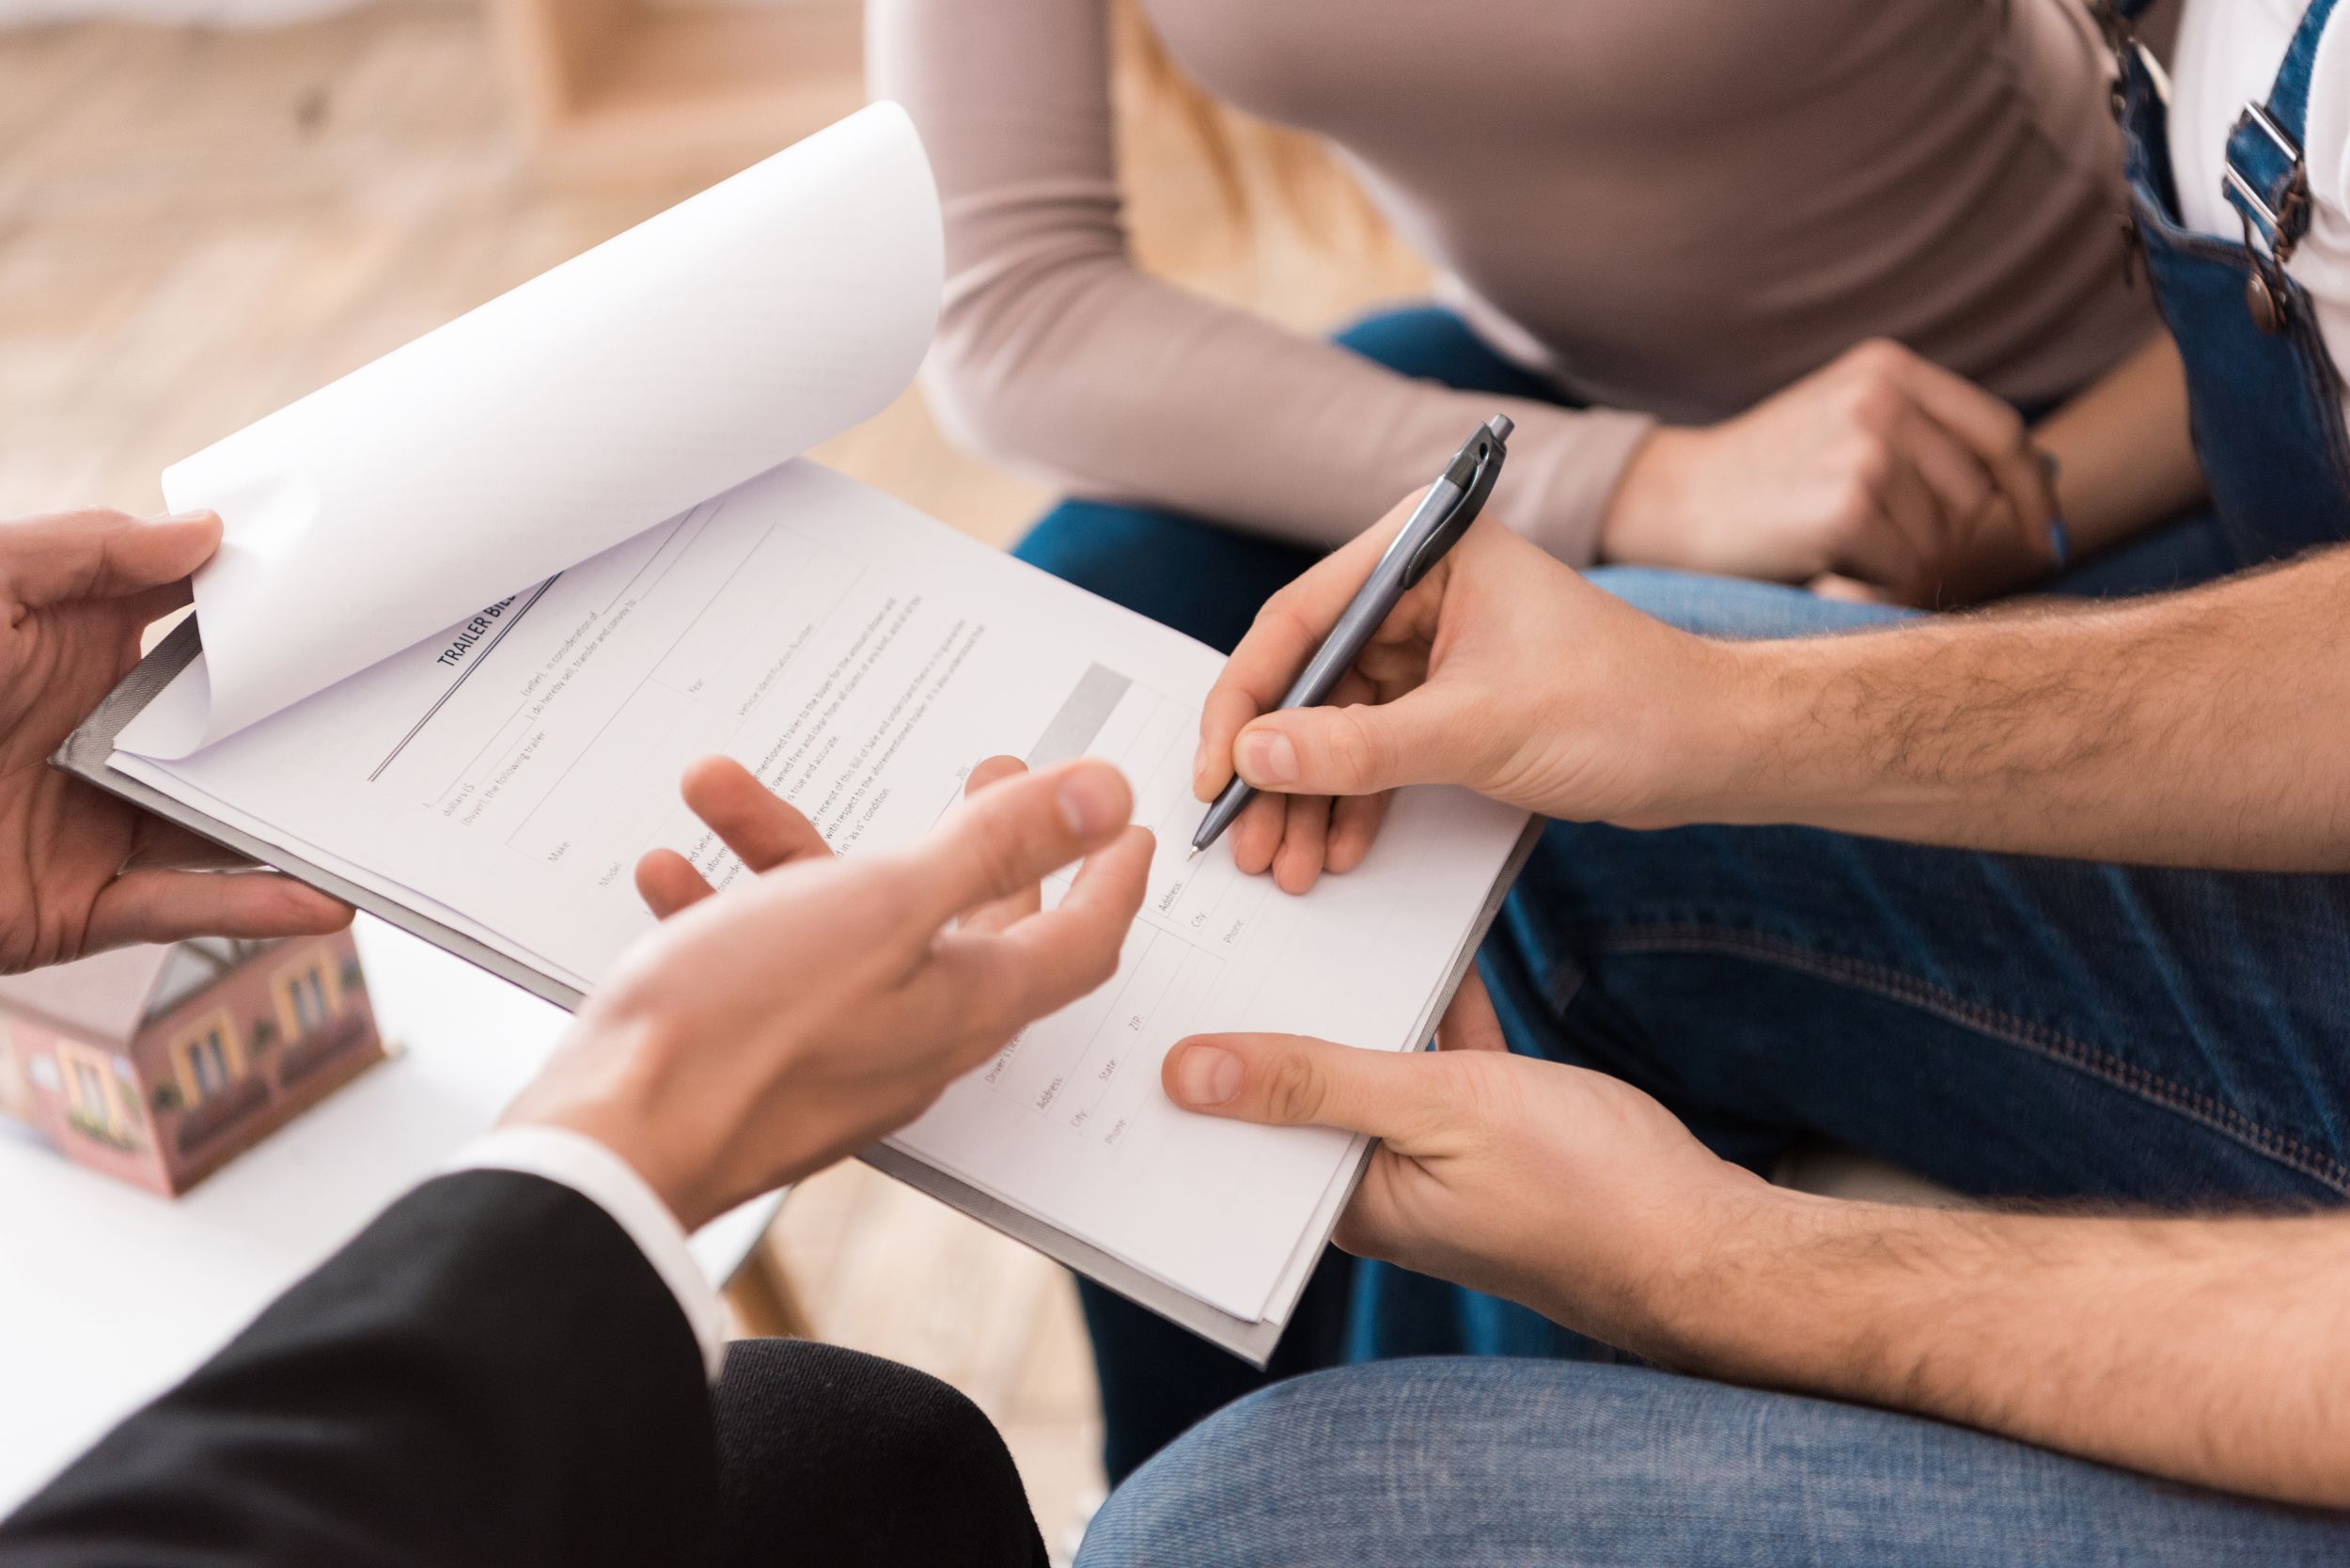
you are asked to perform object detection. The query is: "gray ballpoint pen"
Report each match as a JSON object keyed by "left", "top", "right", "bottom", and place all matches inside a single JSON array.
[{"left": 1190, "top": 414, "right": 1512, "bottom": 857}]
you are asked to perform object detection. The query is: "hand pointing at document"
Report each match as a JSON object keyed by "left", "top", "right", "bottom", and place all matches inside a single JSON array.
[{"left": 505, "top": 752, "right": 1154, "bottom": 1231}]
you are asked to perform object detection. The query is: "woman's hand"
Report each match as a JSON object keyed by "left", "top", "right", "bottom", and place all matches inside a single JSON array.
[
  {"left": 1161, "top": 975, "right": 1781, "bottom": 1358},
  {"left": 0, "top": 508, "right": 352, "bottom": 974},
  {"left": 504, "top": 753, "right": 1152, "bottom": 1230},
  {"left": 1600, "top": 339, "right": 2061, "bottom": 606},
  {"left": 1196, "top": 504, "right": 1736, "bottom": 889}
]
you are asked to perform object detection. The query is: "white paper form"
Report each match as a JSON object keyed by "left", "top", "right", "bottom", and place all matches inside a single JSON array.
[
  {"left": 87, "top": 99, "right": 1528, "bottom": 1329},
  {"left": 112, "top": 461, "right": 1528, "bottom": 1323},
  {"left": 135, "top": 102, "right": 942, "bottom": 759},
  {"left": 903, "top": 668, "right": 1521, "bottom": 1320}
]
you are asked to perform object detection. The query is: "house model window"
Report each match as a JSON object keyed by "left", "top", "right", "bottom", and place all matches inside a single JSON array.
[
  {"left": 172, "top": 1013, "right": 243, "bottom": 1105},
  {"left": 0, "top": 1023, "right": 25, "bottom": 1121},
  {"left": 274, "top": 956, "right": 339, "bottom": 1042},
  {"left": 55, "top": 1039, "right": 140, "bottom": 1148}
]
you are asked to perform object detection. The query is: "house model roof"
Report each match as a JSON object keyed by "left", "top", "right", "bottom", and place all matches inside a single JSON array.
[{"left": 0, "top": 939, "right": 278, "bottom": 1044}]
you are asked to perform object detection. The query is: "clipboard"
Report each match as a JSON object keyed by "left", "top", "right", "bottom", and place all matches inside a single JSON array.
[{"left": 58, "top": 618, "right": 1541, "bottom": 1365}]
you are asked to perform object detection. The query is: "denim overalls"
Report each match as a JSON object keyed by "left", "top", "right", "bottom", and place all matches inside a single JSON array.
[{"left": 2107, "top": 0, "right": 2350, "bottom": 558}]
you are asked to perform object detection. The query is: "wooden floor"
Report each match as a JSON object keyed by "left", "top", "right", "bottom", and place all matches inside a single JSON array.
[{"left": 0, "top": 4, "right": 1425, "bottom": 1545}]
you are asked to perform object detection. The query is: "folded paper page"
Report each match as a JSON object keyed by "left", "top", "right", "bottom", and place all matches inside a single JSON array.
[{"left": 131, "top": 102, "right": 940, "bottom": 759}]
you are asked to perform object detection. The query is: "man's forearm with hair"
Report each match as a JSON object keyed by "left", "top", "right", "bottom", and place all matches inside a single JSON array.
[
  {"left": 1639, "top": 1200, "right": 2350, "bottom": 1508},
  {"left": 1704, "top": 544, "right": 2350, "bottom": 869}
]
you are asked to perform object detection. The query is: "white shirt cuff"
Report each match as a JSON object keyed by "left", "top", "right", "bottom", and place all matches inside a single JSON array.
[{"left": 445, "top": 1126, "right": 728, "bottom": 1381}]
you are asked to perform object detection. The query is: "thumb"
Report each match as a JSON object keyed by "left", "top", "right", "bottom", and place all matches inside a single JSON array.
[
  {"left": 1230, "top": 687, "right": 1464, "bottom": 798},
  {"left": 2, "top": 509, "right": 222, "bottom": 610},
  {"left": 1163, "top": 1031, "right": 1455, "bottom": 1148}
]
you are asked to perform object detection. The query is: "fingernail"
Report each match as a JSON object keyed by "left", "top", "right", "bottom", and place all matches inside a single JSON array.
[
  {"left": 1192, "top": 739, "right": 1208, "bottom": 787},
  {"left": 160, "top": 509, "right": 214, "bottom": 524},
  {"left": 1057, "top": 766, "right": 1124, "bottom": 836},
  {"left": 1237, "top": 730, "right": 1298, "bottom": 786},
  {"left": 1171, "top": 1045, "right": 1243, "bottom": 1106}
]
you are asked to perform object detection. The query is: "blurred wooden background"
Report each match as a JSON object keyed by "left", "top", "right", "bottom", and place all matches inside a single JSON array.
[{"left": 0, "top": 3, "right": 1426, "bottom": 1542}]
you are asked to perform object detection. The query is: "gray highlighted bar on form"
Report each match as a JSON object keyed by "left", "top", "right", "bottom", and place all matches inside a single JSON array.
[{"left": 1027, "top": 663, "right": 1133, "bottom": 767}]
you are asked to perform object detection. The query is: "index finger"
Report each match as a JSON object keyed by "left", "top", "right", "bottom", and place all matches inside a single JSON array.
[
  {"left": 679, "top": 756, "right": 831, "bottom": 873},
  {"left": 912, "top": 823, "right": 1154, "bottom": 1044},
  {"left": 959, "top": 755, "right": 1042, "bottom": 933},
  {"left": 1, "top": 509, "right": 219, "bottom": 612},
  {"left": 901, "top": 757, "right": 1134, "bottom": 929},
  {"left": 1198, "top": 493, "right": 1424, "bottom": 800},
  {"left": 1434, "top": 969, "right": 1507, "bottom": 1052}
]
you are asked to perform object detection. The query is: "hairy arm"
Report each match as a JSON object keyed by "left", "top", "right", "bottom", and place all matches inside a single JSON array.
[
  {"left": 1637, "top": 1198, "right": 2350, "bottom": 1508},
  {"left": 1700, "top": 544, "right": 2350, "bottom": 869},
  {"left": 1168, "top": 993, "right": 2350, "bottom": 1510}
]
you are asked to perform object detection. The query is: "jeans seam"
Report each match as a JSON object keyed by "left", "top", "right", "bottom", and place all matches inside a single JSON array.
[
  {"left": 1580, "top": 922, "right": 2350, "bottom": 1197},
  {"left": 2287, "top": 294, "right": 2350, "bottom": 482}
]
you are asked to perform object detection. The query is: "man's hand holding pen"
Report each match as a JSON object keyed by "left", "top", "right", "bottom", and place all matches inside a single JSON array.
[{"left": 1193, "top": 498, "right": 1743, "bottom": 890}]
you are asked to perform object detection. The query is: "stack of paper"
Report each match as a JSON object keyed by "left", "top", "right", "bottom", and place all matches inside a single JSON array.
[{"left": 65, "top": 104, "right": 1532, "bottom": 1360}]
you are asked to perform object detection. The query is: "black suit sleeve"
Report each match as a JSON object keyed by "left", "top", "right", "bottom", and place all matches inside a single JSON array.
[{"left": 0, "top": 1169, "right": 717, "bottom": 1568}]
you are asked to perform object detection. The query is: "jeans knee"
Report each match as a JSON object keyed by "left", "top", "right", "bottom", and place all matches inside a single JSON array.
[
  {"left": 1327, "top": 304, "right": 1564, "bottom": 403},
  {"left": 1011, "top": 498, "right": 1178, "bottom": 603},
  {"left": 1011, "top": 497, "right": 1320, "bottom": 650},
  {"left": 1076, "top": 1376, "right": 1327, "bottom": 1568},
  {"left": 1585, "top": 564, "right": 1913, "bottom": 640}
]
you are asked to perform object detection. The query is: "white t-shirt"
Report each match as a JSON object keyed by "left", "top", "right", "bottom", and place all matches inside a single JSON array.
[{"left": 2170, "top": 0, "right": 2350, "bottom": 414}]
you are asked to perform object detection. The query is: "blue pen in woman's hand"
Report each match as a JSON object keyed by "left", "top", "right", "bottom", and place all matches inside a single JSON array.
[{"left": 2038, "top": 448, "right": 2072, "bottom": 569}]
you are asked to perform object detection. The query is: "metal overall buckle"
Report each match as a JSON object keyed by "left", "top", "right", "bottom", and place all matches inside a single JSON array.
[
  {"left": 2090, "top": 0, "right": 2133, "bottom": 53},
  {"left": 2092, "top": 0, "right": 2134, "bottom": 122},
  {"left": 2226, "top": 102, "right": 2309, "bottom": 335},
  {"left": 2093, "top": 0, "right": 2142, "bottom": 286}
]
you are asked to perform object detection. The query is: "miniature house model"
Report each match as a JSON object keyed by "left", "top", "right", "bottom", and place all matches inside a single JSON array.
[{"left": 0, "top": 933, "right": 384, "bottom": 1197}]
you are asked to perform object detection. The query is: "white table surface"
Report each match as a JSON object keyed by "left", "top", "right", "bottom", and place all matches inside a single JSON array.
[{"left": 0, "top": 915, "right": 779, "bottom": 1513}]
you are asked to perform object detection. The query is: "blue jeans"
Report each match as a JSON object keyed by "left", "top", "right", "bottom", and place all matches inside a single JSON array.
[
  {"left": 1017, "top": 306, "right": 2350, "bottom": 1482},
  {"left": 1074, "top": 1359, "right": 2350, "bottom": 1566}
]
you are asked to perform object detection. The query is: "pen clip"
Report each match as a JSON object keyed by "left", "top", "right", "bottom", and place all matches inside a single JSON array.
[{"left": 1401, "top": 425, "right": 1507, "bottom": 588}]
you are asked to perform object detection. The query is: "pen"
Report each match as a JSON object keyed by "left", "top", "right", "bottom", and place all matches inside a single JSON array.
[
  {"left": 2038, "top": 449, "right": 2072, "bottom": 569},
  {"left": 1190, "top": 414, "right": 1512, "bottom": 858}
]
